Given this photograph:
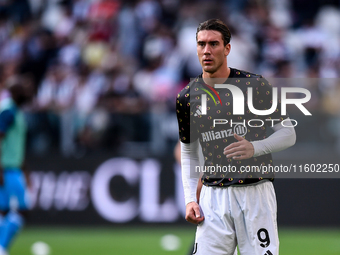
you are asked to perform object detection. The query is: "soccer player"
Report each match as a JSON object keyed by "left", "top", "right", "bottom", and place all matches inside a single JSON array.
[
  {"left": 0, "top": 77, "right": 32, "bottom": 255},
  {"left": 176, "top": 19, "right": 296, "bottom": 255}
]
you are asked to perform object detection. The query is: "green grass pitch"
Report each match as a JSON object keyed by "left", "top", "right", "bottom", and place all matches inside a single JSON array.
[{"left": 10, "top": 226, "right": 340, "bottom": 255}]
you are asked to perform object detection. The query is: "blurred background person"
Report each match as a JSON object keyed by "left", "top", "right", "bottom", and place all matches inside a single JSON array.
[{"left": 0, "top": 76, "right": 32, "bottom": 255}]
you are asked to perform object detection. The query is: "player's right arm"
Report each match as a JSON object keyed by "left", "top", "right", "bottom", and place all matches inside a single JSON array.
[
  {"left": 174, "top": 140, "right": 204, "bottom": 224},
  {"left": 176, "top": 89, "right": 204, "bottom": 225},
  {"left": 181, "top": 140, "right": 204, "bottom": 225}
]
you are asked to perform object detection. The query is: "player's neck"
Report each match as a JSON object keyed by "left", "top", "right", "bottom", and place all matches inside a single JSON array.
[{"left": 202, "top": 66, "right": 230, "bottom": 86}]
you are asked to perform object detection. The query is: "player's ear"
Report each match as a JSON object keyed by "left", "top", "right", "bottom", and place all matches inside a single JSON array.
[{"left": 224, "top": 43, "right": 231, "bottom": 56}]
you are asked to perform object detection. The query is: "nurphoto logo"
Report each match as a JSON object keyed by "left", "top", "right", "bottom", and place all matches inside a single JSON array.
[
  {"left": 198, "top": 84, "right": 312, "bottom": 128},
  {"left": 200, "top": 84, "right": 311, "bottom": 116}
]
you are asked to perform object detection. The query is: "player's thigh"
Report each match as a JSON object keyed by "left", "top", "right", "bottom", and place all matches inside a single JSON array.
[
  {"left": 5, "top": 171, "right": 30, "bottom": 210},
  {"left": 194, "top": 186, "right": 237, "bottom": 255},
  {"left": 0, "top": 185, "right": 10, "bottom": 211},
  {"left": 233, "top": 181, "right": 279, "bottom": 255}
]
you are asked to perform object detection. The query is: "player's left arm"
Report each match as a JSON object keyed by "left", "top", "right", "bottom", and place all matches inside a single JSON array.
[
  {"left": 174, "top": 140, "right": 204, "bottom": 204},
  {"left": 223, "top": 119, "right": 296, "bottom": 160},
  {"left": 224, "top": 76, "right": 296, "bottom": 160}
]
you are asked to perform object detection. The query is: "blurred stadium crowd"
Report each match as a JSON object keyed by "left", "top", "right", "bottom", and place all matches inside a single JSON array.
[{"left": 0, "top": 0, "right": 340, "bottom": 157}]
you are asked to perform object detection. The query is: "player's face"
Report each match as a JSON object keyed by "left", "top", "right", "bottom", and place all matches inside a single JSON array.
[{"left": 197, "top": 30, "right": 230, "bottom": 75}]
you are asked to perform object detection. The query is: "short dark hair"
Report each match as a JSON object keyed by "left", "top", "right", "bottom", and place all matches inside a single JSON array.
[{"left": 196, "top": 19, "right": 231, "bottom": 46}]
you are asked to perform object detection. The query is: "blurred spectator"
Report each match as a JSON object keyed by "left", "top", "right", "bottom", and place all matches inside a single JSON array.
[
  {"left": 0, "top": 0, "right": 337, "bottom": 157},
  {"left": 35, "top": 64, "right": 77, "bottom": 156},
  {"left": 99, "top": 69, "right": 149, "bottom": 150}
]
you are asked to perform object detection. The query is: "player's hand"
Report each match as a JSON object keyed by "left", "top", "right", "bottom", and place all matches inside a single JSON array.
[
  {"left": 185, "top": 201, "right": 204, "bottom": 225},
  {"left": 223, "top": 133, "right": 254, "bottom": 160}
]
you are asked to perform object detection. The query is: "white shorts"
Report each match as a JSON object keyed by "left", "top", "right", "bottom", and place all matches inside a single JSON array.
[{"left": 193, "top": 180, "right": 279, "bottom": 255}]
